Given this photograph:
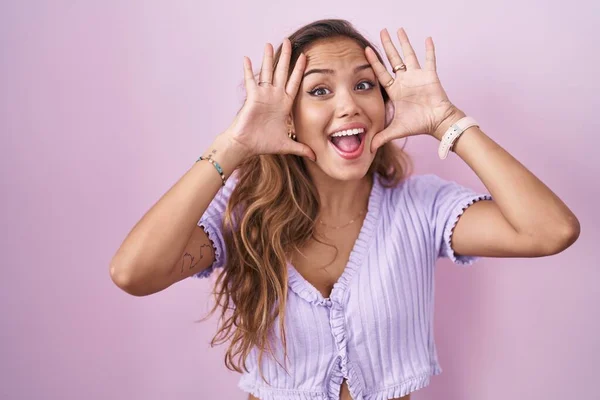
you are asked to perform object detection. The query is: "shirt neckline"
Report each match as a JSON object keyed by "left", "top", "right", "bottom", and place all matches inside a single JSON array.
[{"left": 286, "top": 172, "right": 384, "bottom": 306}]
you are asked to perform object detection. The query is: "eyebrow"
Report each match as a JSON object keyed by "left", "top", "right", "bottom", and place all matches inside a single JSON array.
[{"left": 303, "top": 64, "right": 373, "bottom": 78}]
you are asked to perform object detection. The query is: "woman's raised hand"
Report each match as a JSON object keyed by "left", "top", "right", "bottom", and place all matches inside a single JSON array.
[
  {"left": 365, "top": 28, "right": 462, "bottom": 153},
  {"left": 224, "top": 39, "right": 316, "bottom": 162}
]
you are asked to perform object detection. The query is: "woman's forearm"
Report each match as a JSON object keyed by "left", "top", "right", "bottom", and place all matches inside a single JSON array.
[
  {"left": 433, "top": 109, "right": 580, "bottom": 244},
  {"left": 109, "top": 133, "right": 245, "bottom": 287}
]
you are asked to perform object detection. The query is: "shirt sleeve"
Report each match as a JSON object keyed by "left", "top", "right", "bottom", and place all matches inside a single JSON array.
[
  {"left": 191, "top": 173, "right": 238, "bottom": 279},
  {"left": 409, "top": 174, "right": 493, "bottom": 266}
]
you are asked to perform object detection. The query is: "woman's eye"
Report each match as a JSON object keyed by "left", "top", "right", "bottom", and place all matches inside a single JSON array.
[
  {"left": 356, "top": 80, "right": 376, "bottom": 90},
  {"left": 308, "top": 80, "right": 376, "bottom": 97},
  {"left": 308, "top": 87, "right": 330, "bottom": 96}
]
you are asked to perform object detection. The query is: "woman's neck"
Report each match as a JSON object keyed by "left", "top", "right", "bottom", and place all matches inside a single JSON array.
[{"left": 311, "top": 171, "right": 373, "bottom": 222}]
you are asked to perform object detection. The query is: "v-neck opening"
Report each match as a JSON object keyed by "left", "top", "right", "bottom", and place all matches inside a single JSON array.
[{"left": 287, "top": 172, "right": 384, "bottom": 306}]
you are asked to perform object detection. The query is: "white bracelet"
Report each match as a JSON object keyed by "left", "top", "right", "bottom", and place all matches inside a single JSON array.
[{"left": 438, "top": 116, "right": 479, "bottom": 160}]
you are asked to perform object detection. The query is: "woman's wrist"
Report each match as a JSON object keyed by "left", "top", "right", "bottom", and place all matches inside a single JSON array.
[
  {"left": 202, "top": 133, "right": 249, "bottom": 178},
  {"left": 431, "top": 107, "right": 467, "bottom": 142}
]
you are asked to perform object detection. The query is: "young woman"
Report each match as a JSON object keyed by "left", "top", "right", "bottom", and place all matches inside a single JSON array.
[{"left": 110, "top": 19, "right": 580, "bottom": 400}]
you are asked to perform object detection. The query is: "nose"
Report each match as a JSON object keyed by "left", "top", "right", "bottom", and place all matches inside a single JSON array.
[{"left": 336, "top": 89, "right": 362, "bottom": 119}]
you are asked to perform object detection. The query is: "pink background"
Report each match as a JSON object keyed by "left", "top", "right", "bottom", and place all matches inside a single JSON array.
[{"left": 1, "top": 1, "right": 598, "bottom": 399}]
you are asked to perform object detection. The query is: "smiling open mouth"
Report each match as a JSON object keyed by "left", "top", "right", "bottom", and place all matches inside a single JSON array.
[
  {"left": 329, "top": 129, "right": 366, "bottom": 153},
  {"left": 328, "top": 129, "right": 367, "bottom": 159}
]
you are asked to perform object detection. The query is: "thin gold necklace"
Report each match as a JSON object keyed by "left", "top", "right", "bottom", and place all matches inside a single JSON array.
[{"left": 318, "top": 208, "right": 367, "bottom": 230}]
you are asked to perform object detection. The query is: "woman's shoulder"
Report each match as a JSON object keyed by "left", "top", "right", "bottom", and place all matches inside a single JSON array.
[
  {"left": 376, "top": 172, "right": 465, "bottom": 223},
  {"left": 378, "top": 171, "right": 490, "bottom": 222},
  {"left": 379, "top": 172, "right": 448, "bottom": 202}
]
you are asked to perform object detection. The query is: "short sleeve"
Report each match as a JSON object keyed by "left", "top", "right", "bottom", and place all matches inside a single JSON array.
[
  {"left": 408, "top": 174, "right": 493, "bottom": 266},
  {"left": 191, "top": 173, "right": 238, "bottom": 279}
]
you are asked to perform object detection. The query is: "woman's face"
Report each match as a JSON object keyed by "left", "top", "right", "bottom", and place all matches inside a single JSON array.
[{"left": 292, "top": 37, "right": 386, "bottom": 181}]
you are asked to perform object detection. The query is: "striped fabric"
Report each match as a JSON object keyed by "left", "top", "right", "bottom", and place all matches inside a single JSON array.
[{"left": 194, "top": 171, "right": 492, "bottom": 399}]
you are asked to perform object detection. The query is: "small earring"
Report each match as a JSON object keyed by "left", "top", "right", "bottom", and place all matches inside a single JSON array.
[{"left": 288, "top": 130, "right": 297, "bottom": 141}]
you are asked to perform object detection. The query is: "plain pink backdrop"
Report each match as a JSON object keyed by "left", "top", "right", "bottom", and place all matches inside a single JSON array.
[{"left": 1, "top": 1, "right": 598, "bottom": 399}]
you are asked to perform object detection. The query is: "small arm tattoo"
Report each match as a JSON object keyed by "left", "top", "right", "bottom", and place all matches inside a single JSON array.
[{"left": 180, "top": 243, "right": 214, "bottom": 274}]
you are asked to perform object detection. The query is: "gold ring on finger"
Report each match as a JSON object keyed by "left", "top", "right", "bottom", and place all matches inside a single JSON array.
[
  {"left": 384, "top": 78, "right": 395, "bottom": 88},
  {"left": 393, "top": 64, "right": 407, "bottom": 73}
]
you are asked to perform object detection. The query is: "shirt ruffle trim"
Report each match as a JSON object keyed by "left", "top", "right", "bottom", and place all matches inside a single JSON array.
[
  {"left": 239, "top": 365, "right": 442, "bottom": 400},
  {"left": 326, "top": 359, "right": 366, "bottom": 399},
  {"left": 192, "top": 218, "right": 225, "bottom": 278},
  {"left": 364, "top": 365, "right": 442, "bottom": 399},
  {"left": 444, "top": 193, "right": 493, "bottom": 265},
  {"left": 286, "top": 173, "right": 385, "bottom": 399},
  {"left": 286, "top": 172, "right": 384, "bottom": 306},
  {"left": 238, "top": 379, "right": 326, "bottom": 399}
]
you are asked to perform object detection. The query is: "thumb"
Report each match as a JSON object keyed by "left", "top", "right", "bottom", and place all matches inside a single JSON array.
[
  {"left": 283, "top": 141, "right": 316, "bottom": 162},
  {"left": 370, "top": 127, "right": 393, "bottom": 154}
]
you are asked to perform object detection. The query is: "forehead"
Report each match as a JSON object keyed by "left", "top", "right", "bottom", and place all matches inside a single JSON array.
[{"left": 303, "top": 37, "right": 366, "bottom": 69}]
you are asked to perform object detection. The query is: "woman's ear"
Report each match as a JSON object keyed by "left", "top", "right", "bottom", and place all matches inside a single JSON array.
[
  {"left": 384, "top": 100, "right": 395, "bottom": 128},
  {"left": 286, "top": 114, "right": 295, "bottom": 132}
]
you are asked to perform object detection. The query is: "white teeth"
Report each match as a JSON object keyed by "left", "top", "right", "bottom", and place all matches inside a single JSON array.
[{"left": 330, "top": 128, "right": 365, "bottom": 138}]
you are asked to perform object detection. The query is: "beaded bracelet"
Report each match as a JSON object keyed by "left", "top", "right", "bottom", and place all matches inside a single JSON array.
[{"left": 196, "top": 156, "right": 226, "bottom": 186}]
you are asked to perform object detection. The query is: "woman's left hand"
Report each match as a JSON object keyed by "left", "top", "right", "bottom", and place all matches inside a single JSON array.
[{"left": 365, "top": 28, "right": 463, "bottom": 153}]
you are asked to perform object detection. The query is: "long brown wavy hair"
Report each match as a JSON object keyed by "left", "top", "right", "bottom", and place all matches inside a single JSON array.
[{"left": 196, "top": 19, "right": 413, "bottom": 384}]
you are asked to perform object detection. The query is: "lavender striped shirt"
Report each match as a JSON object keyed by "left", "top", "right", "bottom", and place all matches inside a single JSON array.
[{"left": 194, "top": 171, "right": 492, "bottom": 399}]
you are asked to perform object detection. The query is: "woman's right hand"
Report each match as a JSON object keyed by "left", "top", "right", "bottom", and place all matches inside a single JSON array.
[{"left": 222, "top": 39, "right": 316, "bottom": 162}]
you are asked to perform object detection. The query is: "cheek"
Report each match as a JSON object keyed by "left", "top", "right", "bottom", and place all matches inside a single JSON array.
[
  {"left": 295, "top": 106, "right": 330, "bottom": 142},
  {"left": 362, "top": 98, "right": 388, "bottom": 129}
]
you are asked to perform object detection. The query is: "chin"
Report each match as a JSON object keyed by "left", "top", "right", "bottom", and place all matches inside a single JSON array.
[{"left": 321, "top": 159, "right": 373, "bottom": 182}]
